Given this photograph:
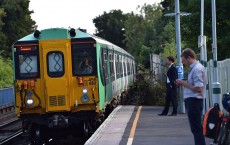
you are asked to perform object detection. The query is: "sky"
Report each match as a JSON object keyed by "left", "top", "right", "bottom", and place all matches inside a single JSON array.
[{"left": 29, "top": 0, "right": 162, "bottom": 34}]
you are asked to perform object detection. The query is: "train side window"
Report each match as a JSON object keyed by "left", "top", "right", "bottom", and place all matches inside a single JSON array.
[
  {"left": 115, "top": 53, "right": 119, "bottom": 78},
  {"left": 99, "top": 48, "right": 105, "bottom": 85},
  {"left": 119, "top": 55, "right": 122, "bottom": 78},
  {"left": 109, "top": 53, "right": 112, "bottom": 76},
  {"left": 127, "top": 59, "right": 129, "bottom": 75},
  {"left": 121, "top": 55, "right": 124, "bottom": 77},
  {"left": 131, "top": 61, "right": 133, "bottom": 75},
  {"left": 104, "top": 53, "right": 108, "bottom": 80},
  {"left": 128, "top": 58, "right": 130, "bottom": 75},
  {"left": 123, "top": 57, "right": 127, "bottom": 76},
  {"left": 110, "top": 53, "right": 115, "bottom": 81},
  {"left": 47, "top": 51, "right": 64, "bottom": 77}
]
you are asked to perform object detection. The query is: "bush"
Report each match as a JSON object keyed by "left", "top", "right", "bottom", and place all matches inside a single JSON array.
[
  {"left": 0, "top": 56, "right": 13, "bottom": 88},
  {"left": 126, "top": 72, "right": 166, "bottom": 106}
]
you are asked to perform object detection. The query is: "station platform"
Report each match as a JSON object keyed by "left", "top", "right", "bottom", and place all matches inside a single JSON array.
[{"left": 85, "top": 105, "right": 213, "bottom": 145}]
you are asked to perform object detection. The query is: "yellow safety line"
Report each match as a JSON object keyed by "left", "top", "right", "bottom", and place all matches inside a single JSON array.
[{"left": 127, "top": 106, "right": 142, "bottom": 145}]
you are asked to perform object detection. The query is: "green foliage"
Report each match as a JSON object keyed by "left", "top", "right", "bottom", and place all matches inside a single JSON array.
[
  {"left": 0, "top": 0, "right": 35, "bottom": 87},
  {"left": 124, "top": 4, "right": 165, "bottom": 68},
  {"left": 126, "top": 72, "right": 166, "bottom": 106},
  {"left": 137, "top": 78, "right": 166, "bottom": 106},
  {"left": 139, "top": 45, "right": 151, "bottom": 68},
  {"left": 0, "top": 8, "right": 6, "bottom": 28},
  {"left": 0, "top": 56, "right": 13, "bottom": 88},
  {"left": 0, "top": 8, "right": 7, "bottom": 56},
  {"left": 180, "top": 0, "right": 230, "bottom": 60},
  {"left": 124, "top": 12, "right": 146, "bottom": 57},
  {"left": 93, "top": 10, "right": 127, "bottom": 49}
]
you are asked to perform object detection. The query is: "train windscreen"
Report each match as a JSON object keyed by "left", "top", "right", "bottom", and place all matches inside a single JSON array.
[
  {"left": 13, "top": 43, "right": 40, "bottom": 79},
  {"left": 71, "top": 42, "right": 97, "bottom": 76}
]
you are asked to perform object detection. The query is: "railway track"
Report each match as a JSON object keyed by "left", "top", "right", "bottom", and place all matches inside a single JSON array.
[
  {"left": 0, "top": 118, "right": 90, "bottom": 145},
  {"left": 0, "top": 119, "right": 23, "bottom": 145}
]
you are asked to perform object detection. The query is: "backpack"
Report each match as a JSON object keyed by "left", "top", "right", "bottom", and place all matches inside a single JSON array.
[{"left": 203, "top": 103, "right": 222, "bottom": 139}]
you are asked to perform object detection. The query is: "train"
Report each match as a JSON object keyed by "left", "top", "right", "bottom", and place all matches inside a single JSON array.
[{"left": 12, "top": 28, "right": 136, "bottom": 143}]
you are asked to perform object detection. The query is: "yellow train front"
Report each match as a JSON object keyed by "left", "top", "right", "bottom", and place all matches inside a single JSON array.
[{"left": 12, "top": 28, "right": 135, "bottom": 143}]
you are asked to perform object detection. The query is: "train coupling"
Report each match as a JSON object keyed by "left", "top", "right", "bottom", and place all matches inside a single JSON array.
[{"left": 48, "top": 114, "right": 68, "bottom": 128}]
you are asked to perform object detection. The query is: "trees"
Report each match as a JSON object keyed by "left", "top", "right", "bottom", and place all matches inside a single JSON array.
[
  {"left": 124, "top": 4, "right": 177, "bottom": 67},
  {"left": 93, "top": 10, "right": 128, "bottom": 49},
  {"left": 179, "top": 0, "right": 230, "bottom": 60},
  {"left": 0, "top": 56, "right": 13, "bottom": 88},
  {"left": 0, "top": 0, "right": 35, "bottom": 88},
  {"left": 92, "top": 3, "right": 178, "bottom": 68},
  {"left": 1, "top": 0, "right": 35, "bottom": 58},
  {"left": 0, "top": 8, "right": 7, "bottom": 56}
]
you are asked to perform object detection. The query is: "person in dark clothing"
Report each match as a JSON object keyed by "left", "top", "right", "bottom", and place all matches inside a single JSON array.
[{"left": 158, "top": 56, "right": 178, "bottom": 116}]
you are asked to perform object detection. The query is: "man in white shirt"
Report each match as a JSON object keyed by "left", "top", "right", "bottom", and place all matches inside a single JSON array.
[{"left": 176, "top": 48, "right": 206, "bottom": 145}]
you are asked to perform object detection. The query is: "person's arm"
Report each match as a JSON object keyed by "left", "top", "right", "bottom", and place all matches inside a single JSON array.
[
  {"left": 176, "top": 68, "right": 205, "bottom": 93},
  {"left": 179, "top": 81, "right": 204, "bottom": 93},
  {"left": 169, "top": 67, "right": 178, "bottom": 88}
]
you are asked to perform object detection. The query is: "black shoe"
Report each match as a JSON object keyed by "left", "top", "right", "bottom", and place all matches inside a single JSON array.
[
  {"left": 158, "top": 113, "right": 167, "bottom": 116},
  {"left": 168, "top": 113, "right": 177, "bottom": 116}
]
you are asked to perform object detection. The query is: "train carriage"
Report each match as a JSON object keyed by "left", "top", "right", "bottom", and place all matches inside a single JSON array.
[{"left": 12, "top": 28, "right": 135, "bottom": 143}]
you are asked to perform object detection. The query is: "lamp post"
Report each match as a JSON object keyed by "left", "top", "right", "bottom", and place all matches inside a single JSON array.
[
  {"left": 198, "top": 0, "right": 209, "bottom": 113},
  {"left": 164, "top": 0, "right": 191, "bottom": 113},
  {"left": 211, "top": 0, "right": 221, "bottom": 106}
]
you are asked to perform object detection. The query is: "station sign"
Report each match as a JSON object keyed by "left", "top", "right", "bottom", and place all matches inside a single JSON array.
[{"left": 176, "top": 65, "right": 184, "bottom": 79}]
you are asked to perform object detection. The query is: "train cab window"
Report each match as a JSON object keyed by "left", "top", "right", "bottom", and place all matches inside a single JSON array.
[
  {"left": 47, "top": 51, "right": 64, "bottom": 77},
  {"left": 71, "top": 42, "right": 96, "bottom": 76},
  {"left": 14, "top": 44, "right": 40, "bottom": 79}
]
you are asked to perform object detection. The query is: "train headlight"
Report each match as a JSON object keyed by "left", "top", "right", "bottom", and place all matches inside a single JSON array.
[
  {"left": 25, "top": 91, "right": 34, "bottom": 106},
  {"left": 81, "top": 88, "right": 89, "bottom": 103},
  {"left": 81, "top": 95, "right": 90, "bottom": 103},
  {"left": 26, "top": 98, "right": 34, "bottom": 105},
  {"left": 82, "top": 88, "right": 88, "bottom": 94}
]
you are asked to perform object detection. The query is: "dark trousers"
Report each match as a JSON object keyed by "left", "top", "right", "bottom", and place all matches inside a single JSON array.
[
  {"left": 162, "top": 84, "right": 177, "bottom": 115},
  {"left": 185, "top": 98, "right": 206, "bottom": 145}
]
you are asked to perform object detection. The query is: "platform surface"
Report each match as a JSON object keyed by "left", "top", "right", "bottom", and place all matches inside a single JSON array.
[{"left": 85, "top": 105, "right": 213, "bottom": 145}]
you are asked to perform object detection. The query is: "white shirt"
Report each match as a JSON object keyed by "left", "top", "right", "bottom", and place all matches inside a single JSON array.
[
  {"left": 167, "top": 63, "right": 173, "bottom": 83},
  {"left": 183, "top": 61, "right": 206, "bottom": 99}
]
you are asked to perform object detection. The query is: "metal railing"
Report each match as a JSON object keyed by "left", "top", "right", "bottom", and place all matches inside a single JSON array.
[
  {"left": 150, "top": 54, "right": 230, "bottom": 111},
  {"left": 207, "top": 59, "right": 230, "bottom": 110}
]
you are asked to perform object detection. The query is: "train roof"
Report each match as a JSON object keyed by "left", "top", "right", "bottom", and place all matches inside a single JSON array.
[
  {"left": 89, "top": 34, "right": 133, "bottom": 58},
  {"left": 16, "top": 28, "right": 133, "bottom": 58},
  {"left": 17, "top": 28, "right": 91, "bottom": 41}
]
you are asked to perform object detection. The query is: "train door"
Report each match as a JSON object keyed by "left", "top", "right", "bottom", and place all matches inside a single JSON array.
[
  {"left": 99, "top": 47, "right": 108, "bottom": 105},
  {"left": 107, "top": 50, "right": 113, "bottom": 102},
  {"left": 41, "top": 40, "right": 70, "bottom": 112}
]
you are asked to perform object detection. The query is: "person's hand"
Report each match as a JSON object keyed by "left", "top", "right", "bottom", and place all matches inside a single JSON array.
[{"left": 176, "top": 79, "right": 185, "bottom": 86}]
